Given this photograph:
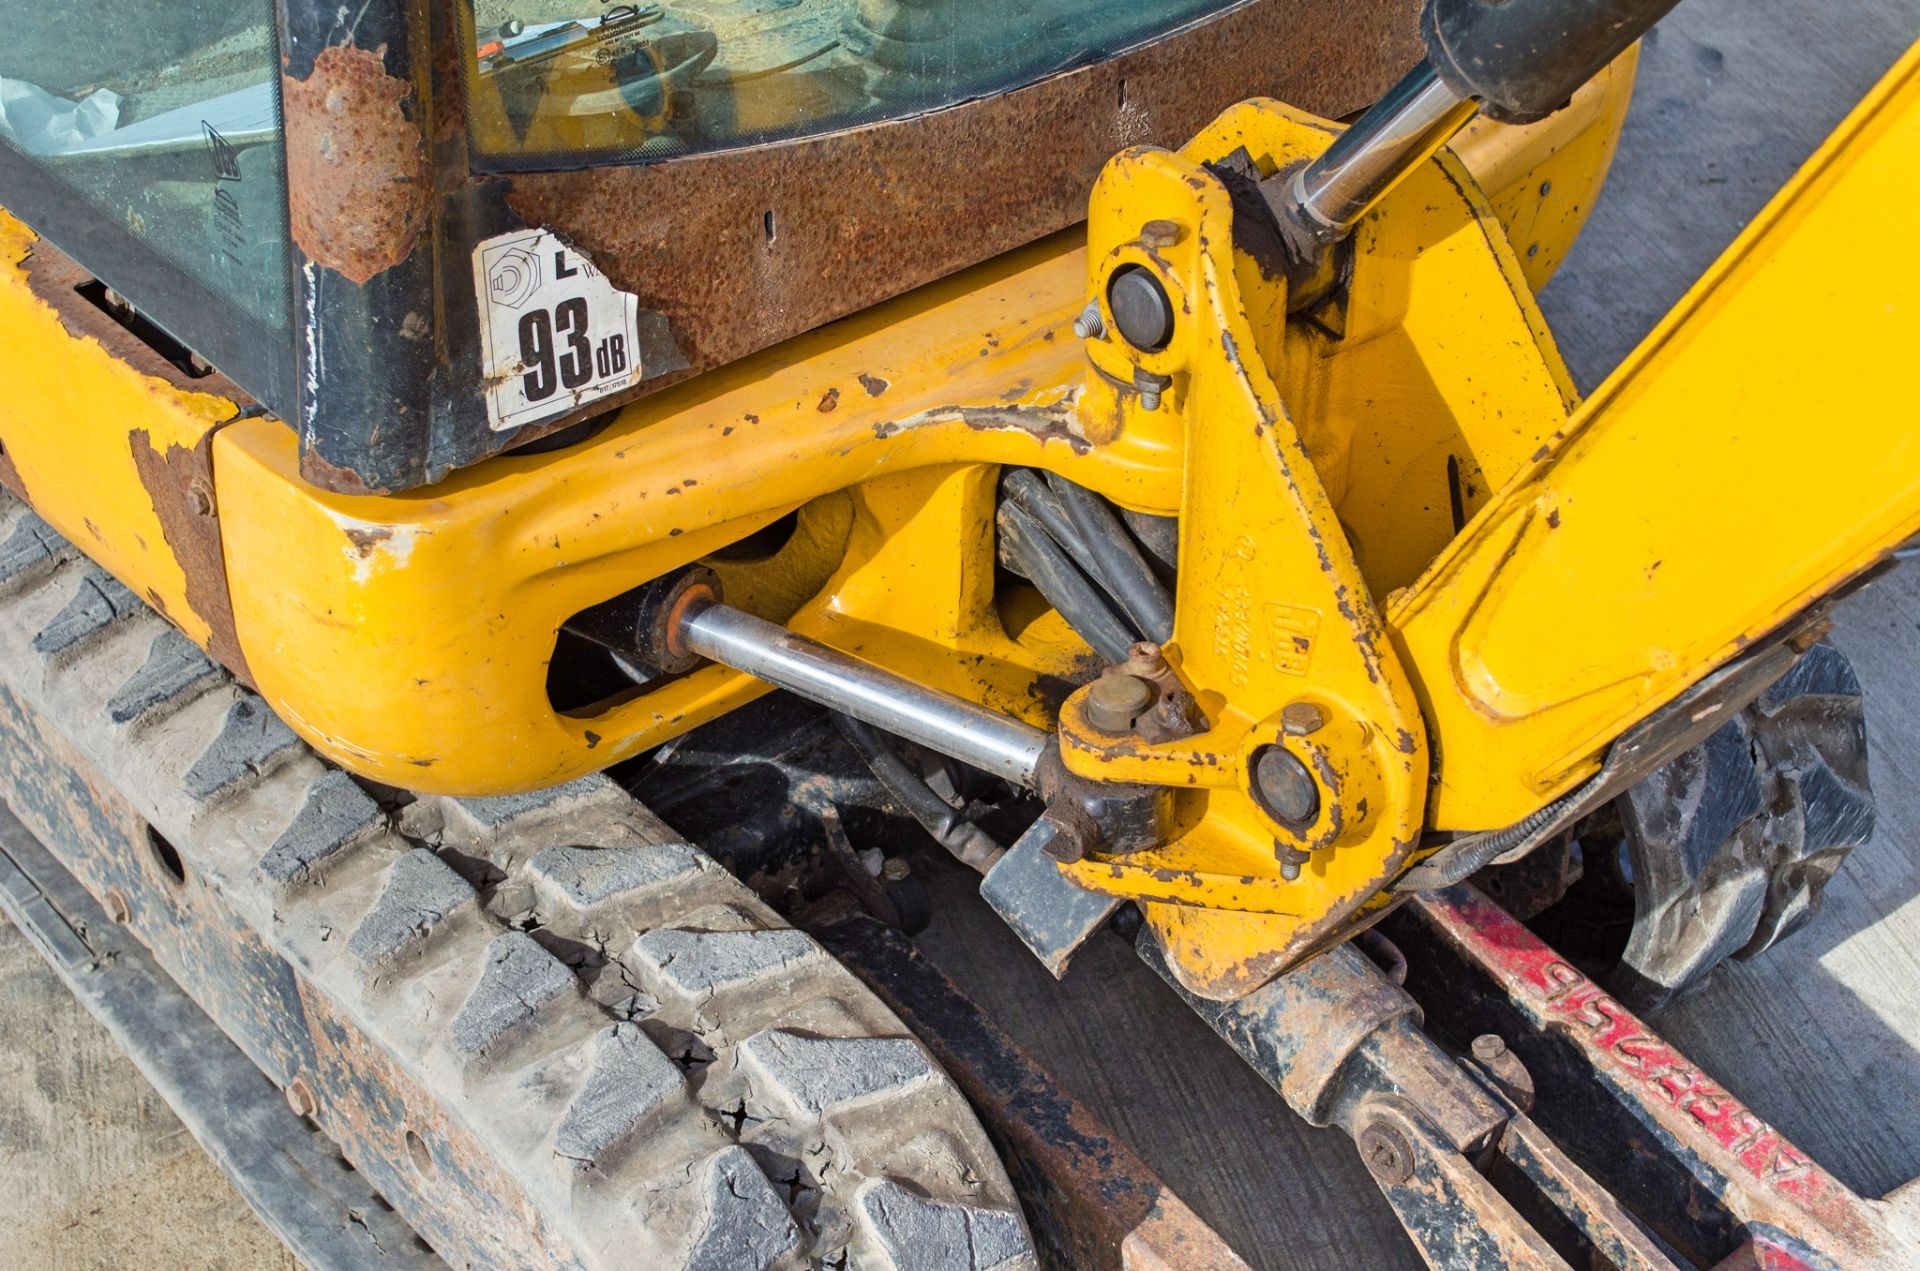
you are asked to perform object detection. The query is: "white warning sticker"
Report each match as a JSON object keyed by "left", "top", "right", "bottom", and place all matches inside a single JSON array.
[{"left": 474, "top": 229, "right": 643, "bottom": 432}]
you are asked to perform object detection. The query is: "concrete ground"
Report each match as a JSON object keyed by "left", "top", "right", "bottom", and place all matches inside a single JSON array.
[
  {"left": 0, "top": 915, "right": 300, "bottom": 1268},
  {"left": 3, "top": 1, "right": 1918, "bottom": 1266}
]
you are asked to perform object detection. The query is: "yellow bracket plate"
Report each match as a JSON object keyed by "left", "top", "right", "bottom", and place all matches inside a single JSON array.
[{"left": 1050, "top": 108, "right": 1431, "bottom": 998}]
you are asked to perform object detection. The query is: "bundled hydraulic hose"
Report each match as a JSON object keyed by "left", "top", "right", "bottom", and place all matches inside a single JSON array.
[{"left": 996, "top": 468, "right": 1177, "bottom": 660}]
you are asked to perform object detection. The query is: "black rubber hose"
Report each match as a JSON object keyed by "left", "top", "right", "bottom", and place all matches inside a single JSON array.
[
  {"left": 1121, "top": 506, "right": 1179, "bottom": 584},
  {"left": 996, "top": 500, "right": 1138, "bottom": 664},
  {"left": 1392, "top": 789, "right": 1582, "bottom": 892},
  {"left": 1044, "top": 472, "right": 1177, "bottom": 644},
  {"left": 1001, "top": 470, "right": 1090, "bottom": 560},
  {"left": 834, "top": 715, "right": 1007, "bottom": 874},
  {"left": 1001, "top": 467, "right": 1178, "bottom": 645}
]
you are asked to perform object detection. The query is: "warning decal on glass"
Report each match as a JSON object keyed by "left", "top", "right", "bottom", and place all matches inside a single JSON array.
[{"left": 474, "top": 229, "right": 643, "bottom": 432}]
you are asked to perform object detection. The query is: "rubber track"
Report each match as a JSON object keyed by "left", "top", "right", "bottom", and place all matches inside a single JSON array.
[{"left": 0, "top": 493, "right": 1034, "bottom": 1271}]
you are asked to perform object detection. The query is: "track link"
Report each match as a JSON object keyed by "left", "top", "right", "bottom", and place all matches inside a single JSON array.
[{"left": 0, "top": 493, "right": 1034, "bottom": 1270}]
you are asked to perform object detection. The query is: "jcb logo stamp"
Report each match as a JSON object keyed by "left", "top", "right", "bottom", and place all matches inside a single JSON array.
[{"left": 1266, "top": 603, "right": 1319, "bottom": 676}]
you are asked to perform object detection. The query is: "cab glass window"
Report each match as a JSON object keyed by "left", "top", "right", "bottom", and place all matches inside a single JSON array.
[
  {"left": 0, "top": 4, "right": 289, "bottom": 334},
  {"left": 464, "top": 0, "right": 1239, "bottom": 165}
]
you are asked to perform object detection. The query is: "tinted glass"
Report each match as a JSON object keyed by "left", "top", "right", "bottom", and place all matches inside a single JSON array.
[
  {"left": 0, "top": 2, "right": 289, "bottom": 333},
  {"left": 464, "top": 0, "right": 1239, "bottom": 165}
]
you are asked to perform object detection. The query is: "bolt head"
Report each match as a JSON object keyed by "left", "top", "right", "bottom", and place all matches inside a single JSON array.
[
  {"left": 1252, "top": 746, "right": 1319, "bottom": 826},
  {"left": 1471, "top": 1034, "right": 1507, "bottom": 1062},
  {"left": 1126, "top": 641, "right": 1167, "bottom": 675},
  {"left": 1140, "top": 219, "right": 1183, "bottom": 249},
  {"left": 1281, "top": 701, "right": 1327, "bottom": 736},
  {"left": 881, "top": 857, "right": 911, "bottom": 883},
  {"left": 185, "top": 479, "right": 216, "bottom": 518},
  {"left": 285, "top": 1076, "right": 319, "bottom": 1120},
  {"left": 1358, "top": 1122, "right": 1415, "bottom": 1185},
  {"left": 1085, "top": 672, "right": 1155, "bottom": 734}
]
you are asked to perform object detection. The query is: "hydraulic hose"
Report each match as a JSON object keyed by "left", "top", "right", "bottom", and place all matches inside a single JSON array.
[
  {"left": 995, "top": 498, "right": 1138, "bottom": 664},
  {"left": 1045, "top": 472, "right": 1176, "bottom": 644},
  {"left": 1392, "top": 790, "right": 1582, "bottom": 892}
]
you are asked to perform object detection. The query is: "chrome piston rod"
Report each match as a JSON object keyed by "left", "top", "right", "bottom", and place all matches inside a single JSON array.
[
  {"left": 1287, "top": 59, "right": 1478, "bottom": 242},
  {"left": 675, "top": 600, "right": 1051, "bottom": 788}
]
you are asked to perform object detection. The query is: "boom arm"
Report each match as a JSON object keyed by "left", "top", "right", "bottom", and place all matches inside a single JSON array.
[{"left": 1392, "top": 39, "right": 1920, "bottom": 831}]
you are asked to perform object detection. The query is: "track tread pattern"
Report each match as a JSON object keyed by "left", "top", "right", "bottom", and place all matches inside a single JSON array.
[
  {"left": 346, "top": 847, "right": 477, "bottom": 971},
  {"left": 0, "top": 491, "right": 1030, "bottom": 1269},
  {"left": 105, "top": 628, "right": 220, "bottom": 725},
  {"left": 32, "top": 564, "right": 138, "bottom": 657},
  {"left": 259, "top": 769, "right": 385, "bottom": 890},
  {"left": 182, "top": 697, "right": 303, "bottom": 802}
]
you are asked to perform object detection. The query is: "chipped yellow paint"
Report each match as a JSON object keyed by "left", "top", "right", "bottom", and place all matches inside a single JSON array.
[
  {"left": 1, "top": 52, "right": 1684, "bottom": 999},
  {"left": 1453, "top": 45, "right": 1640, "bottom": 292},
  {"left": 0, "top": 212, "right": 240, "bottom": 648},
  {"left": 204, "top": 75, "right": 1644, "bottom": 996}
]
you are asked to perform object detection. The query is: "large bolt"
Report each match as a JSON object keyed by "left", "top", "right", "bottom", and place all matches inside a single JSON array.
[
  {"left": 1125, "top": 641, "right": 1170, "bottom": 679},
  {"left": 1471, "top": 1034, "right": 1507, "bottom": 1063},
  {"left": 1277, "top": 845, "right": 1310, "bottom": 882},
  {"left": 1133, "top": 367, "right": 1173, "bottom": 413},
  {"left": 1139, "top": 219, "right": 1183, "bottom": 249},
  {"left": 185, "top": 478, "right": 216, "bottom": 519},
  {"left": 1358, "top": 1121, "right": 1415, "bottom": 1185},
  {"left": 1084, "top": 672, "right": 1155, "bottom": 735},
  {"left": 1252, "top": 745, "right": 1320, "bottom": 826}
]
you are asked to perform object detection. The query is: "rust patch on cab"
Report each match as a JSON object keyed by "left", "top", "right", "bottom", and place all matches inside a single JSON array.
[
  {"left": 128, "top": 429, "right": 255, "bottom": 687},
  {"left": 283, "top": 45, "right": 430, "bottom": 284}
]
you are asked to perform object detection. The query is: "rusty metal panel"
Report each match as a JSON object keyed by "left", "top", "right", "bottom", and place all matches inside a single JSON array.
[
  {"left": 501, "top": 0, "right": 1424, "bottom": 385},
  {"left": 270, "top": 0, "right": 1420, "bottom": 493}
]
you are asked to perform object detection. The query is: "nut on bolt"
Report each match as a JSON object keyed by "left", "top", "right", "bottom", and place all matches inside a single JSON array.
[
  {"left": 1133, "top": 367, "right": 1173, "bottom": 412},
  {"left": 1125, "top": 641, "right": 1169, "bottom": 678},
  {"left": 1276, "top": 844, "right": 1310, "bottom": 882}
]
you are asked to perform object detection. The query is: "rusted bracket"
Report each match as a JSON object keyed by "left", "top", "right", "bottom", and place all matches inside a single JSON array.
[
  {"left": 1391, "top": 886, "right": 1920, "bottom": 1270},
  {"left": 1131, "top": 922, "right": 1758, "bottom": 1269}
]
